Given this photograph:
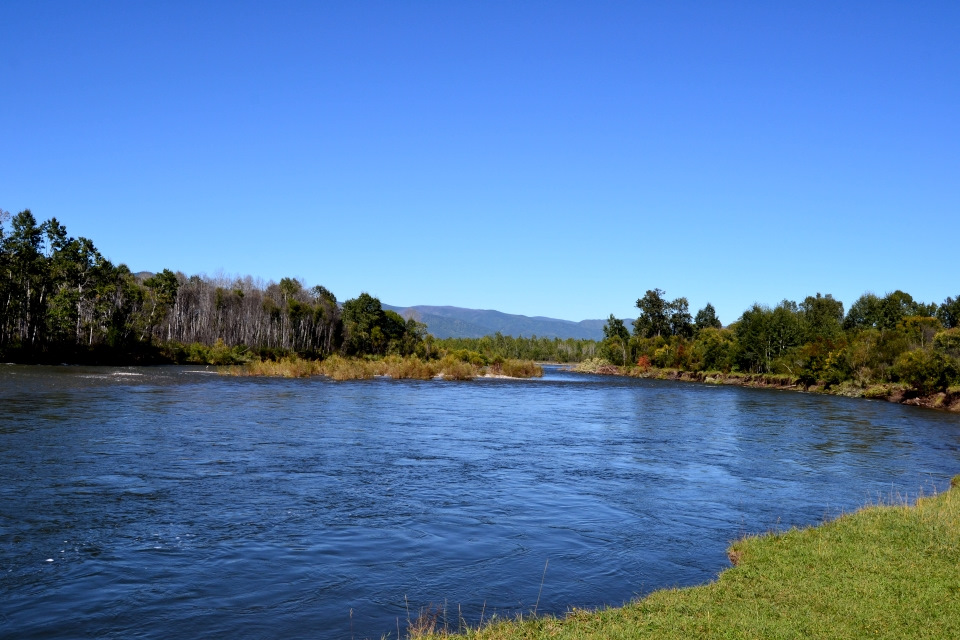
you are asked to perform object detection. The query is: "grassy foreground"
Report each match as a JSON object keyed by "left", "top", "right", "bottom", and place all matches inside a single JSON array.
[{"left": 414, "top": 476, "right": 960, "bottom": 640}]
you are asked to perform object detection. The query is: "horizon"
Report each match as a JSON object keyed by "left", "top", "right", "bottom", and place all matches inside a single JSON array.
[{"left": 2, "top": 2, "right": 958, "bottom": 325}]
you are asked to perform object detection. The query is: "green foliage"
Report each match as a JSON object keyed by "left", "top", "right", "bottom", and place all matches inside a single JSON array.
[
  {"left": 933, "top": 328, "right": 960, "bottom": 358},
  {"left": 340, "top": 293, "right": 424, "bottom": 357},
  {"left": 800, "top": 293, "right": 844, "bottom": 342},
  {"left": 893, "top": 349, "right": 960, "bottom": 394},
  {"left": 844, "top": 292, "right": 881, "bottom": 330},
  {"left": 900, "top": 315, "right": 942, "bottom": 349},
  {"left": 797, "top": 339, "right": 850, "bottom": 387},
  {"left": 340, "top": 292, "right": 383, "bottom": 355},
  {"left": 734, "top": 302, "right": 805, "bottom": 373},
  {"left": 602, "top": 314, "right": 629, "bottom": 341},
  {"left": 447, "top": 348, "right": 488, "bottom": 366},
  {"left": 633, "top": 288, "right": 670, "bottom": 338},
  {"left": 691, "top": 327, "right": 735, "bottom": 372},
  {"left": 163, "top": 339, "right": 249, "bottom": 365},
  {"left": 601, "top": 314, "right": 630, "bottom": 365},
  {"left": 633, "top": 289, "right": 693, "bottom": 338},
  {"left": 694, "top": 302, "right": 722, "bottom": 332},
  {"left": 937, "top": 296, "right": 960, "bottom": 329},
  {"left": 434, "top": 334, "right": 597, "bottom": 363}
]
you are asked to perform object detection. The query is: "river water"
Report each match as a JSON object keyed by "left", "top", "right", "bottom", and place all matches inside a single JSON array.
[{"left": 1, "top": 364, "right": 958, "bottom": 638}]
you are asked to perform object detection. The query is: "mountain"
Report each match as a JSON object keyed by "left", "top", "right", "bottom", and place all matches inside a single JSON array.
[{"left": 383, "top": 304, "right": 625, "bottom": 340}]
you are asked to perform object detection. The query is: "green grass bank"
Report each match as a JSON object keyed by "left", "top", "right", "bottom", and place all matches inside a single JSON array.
[{"left": 413, "top": 475, "right": 960, "bottom": 639}]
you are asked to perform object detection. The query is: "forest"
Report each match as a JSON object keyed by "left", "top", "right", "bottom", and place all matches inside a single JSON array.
[
  {"left": 0, "top": 210, "right": 426, "bottom": 364},
  {"left": 591, "top": 288, "right": 960, "bottom": 398}
]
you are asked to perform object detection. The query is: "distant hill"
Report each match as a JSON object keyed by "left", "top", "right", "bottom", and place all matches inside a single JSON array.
[{"left": 383, "top": 304, "right": 626, "bottom": 340}]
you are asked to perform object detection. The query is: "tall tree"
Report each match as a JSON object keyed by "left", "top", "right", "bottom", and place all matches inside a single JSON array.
[
  {"left": 143, "top": 269, "right": 180, "bottom": 341},
  {"left": 800, "top": 293, "right": 844, "bottom": 342},
  {"left": 694, "top": 302, "right": 722, "bottom": 332},
  {"left": 3, "top": 210, "right": 46, "bottom": 347},
  {"left": 341, "top": 292, "right": 385, "bottom": 355},
  {"left": 633, "top": 288, "right": 671, "bottom": 338},
  {"left": 602, "top": 314, "right": 630, "bottom": 365},
  {"left": 844, "top": 293, "right": 881, "bottom": 330},
  {"left": 668, "top": 297, "right": 694, "bottom": 338},
  {"left": 938, "top": 296, "right": 960, "bottom": 329}
]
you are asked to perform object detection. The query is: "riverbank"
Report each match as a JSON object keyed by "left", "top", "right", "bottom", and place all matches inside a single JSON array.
[
  {"left": 571, "top": 361, "right": 960, "bottom": 412},
  {"left": 414, "top": 475, "right": 960, "bottom": 639}
]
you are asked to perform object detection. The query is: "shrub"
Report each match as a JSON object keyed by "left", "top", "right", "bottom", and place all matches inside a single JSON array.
[
  {"left": 382, "top": 356, "right": 437, "bottom": 380},
  {"left": 438, "top": 355, "right": 478, "bottom": 380},
  {"left": 636, "top": 355, "right": 651, "bottom": 372},
  {"left": 499, "top": 359, "right": 543, "bottom": 378},
  {"left": 320, "top": 355, "right": 376, "bottom": 380},
  {"left": 892, "top": 349, "right": 960, "bottom": 395},
  {"left": 447, "top": 349, "right": 488, "bottom": 366},
  {"left": 934, "top": 328, "right": 960, "bottom": 358}
]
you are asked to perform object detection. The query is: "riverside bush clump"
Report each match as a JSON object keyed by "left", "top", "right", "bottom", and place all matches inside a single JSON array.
[
  {"left": 320, "top": 355, "right": 377, "bottom": 380},
  {"left": 379, "top": 355, "right": 437, "bottom": 380},
  {"left": 574, "top": 358, "right": 622, "bottom": 375},
  {"left": 437, "top": 356, "right": 479, "bottom": 380},
  {"left": 498, "top": 359, "right": 543, "bottom": 378},
  {"left": 223, "top": 357, "right": 322, "bottom": 378}
]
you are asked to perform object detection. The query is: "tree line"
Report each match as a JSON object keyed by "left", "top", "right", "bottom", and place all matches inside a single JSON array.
[
  {"left": 434, "top": 333, "right": 599, "bottom": 363},
  {"left": 598, "top": 288, "right": 960, "bottom": 395},
  {"left": 0, "top": 210, "right": 426, "bottom": 363},
  {"left": 4, "top": 209, "right": 958, "bottom": 395}
]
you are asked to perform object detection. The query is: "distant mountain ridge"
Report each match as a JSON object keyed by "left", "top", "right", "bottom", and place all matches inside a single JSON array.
[{"left": 383, "top": 304, "right": 624, "bottom": 340}]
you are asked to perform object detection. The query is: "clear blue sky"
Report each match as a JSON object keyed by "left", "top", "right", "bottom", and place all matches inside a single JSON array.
[{"left": 2, "top": 1, "right": 958, "bottom": 324}]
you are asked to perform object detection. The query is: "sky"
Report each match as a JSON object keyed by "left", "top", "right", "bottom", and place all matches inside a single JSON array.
[{"left": 2, "top": 1, "right": 958, "bottom": 324}]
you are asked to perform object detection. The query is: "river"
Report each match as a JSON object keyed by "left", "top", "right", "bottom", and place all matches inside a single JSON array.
[{"left": 1, "top": 364, "right": 958, "bottom": 638}]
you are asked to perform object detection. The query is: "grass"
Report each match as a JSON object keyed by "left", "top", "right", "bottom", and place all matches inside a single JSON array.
[
  {"left": 412, "top": 475, "right": 960, "bottom": 640},
  {"left": 220, "top": 355, "right": 543, "bottom": 381},
  {"left": 220, "top": 356, "right": 323, "bottom": 378},
  {"left": 489, "top": 359, "right": 544, "bottom": 378}
]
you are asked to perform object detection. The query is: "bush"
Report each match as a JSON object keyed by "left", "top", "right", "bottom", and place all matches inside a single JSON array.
[
  {"left": 447, "top": 349, "right": 488, "bottom": 366},
  {"left": 499, "top": 359, "right": 543, "bottom": 378},
  {"left": 438, "top": 355, "right": 478, "bottom": 380},
  {"left": 320, "top": 355, "right": 376, "bottom": 380},
  {"left": 934, "top": 328, "right": 960, "bottom": 358},
  {"left": 892, "top": 349, "right": 960, "bottom": 394},
  {"left": 379, "top": 355, "right": 437, "bottom": 380}
]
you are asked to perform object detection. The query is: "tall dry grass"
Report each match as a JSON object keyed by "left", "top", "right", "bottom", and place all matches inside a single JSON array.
[
  {"left": 220, "top": 357, "right": 322, "bottom": 378},
  {"left": 221, "top": 354, "right": 542, "bottom": 381}
]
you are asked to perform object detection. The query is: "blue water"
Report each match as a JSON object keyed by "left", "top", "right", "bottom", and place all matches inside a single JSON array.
[{"left": 1, "top": 364, "right": 958, "bottom": 638}]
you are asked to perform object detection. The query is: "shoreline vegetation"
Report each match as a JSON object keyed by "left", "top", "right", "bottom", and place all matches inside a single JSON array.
[
  {"left": 411, "top": 475, "right": 960, "bottom": 639},
  {"left": 219, "top": 354, "right": 543, "bottom": 381},
  {"left": 572, "top": 358, "right": 960, "bottom": 412},
  {"left": 575, "top": 287, "right": 960, "bottom": 413},
  {"left": 1, "top": 211, "right": 958, "bottom": 404}
]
